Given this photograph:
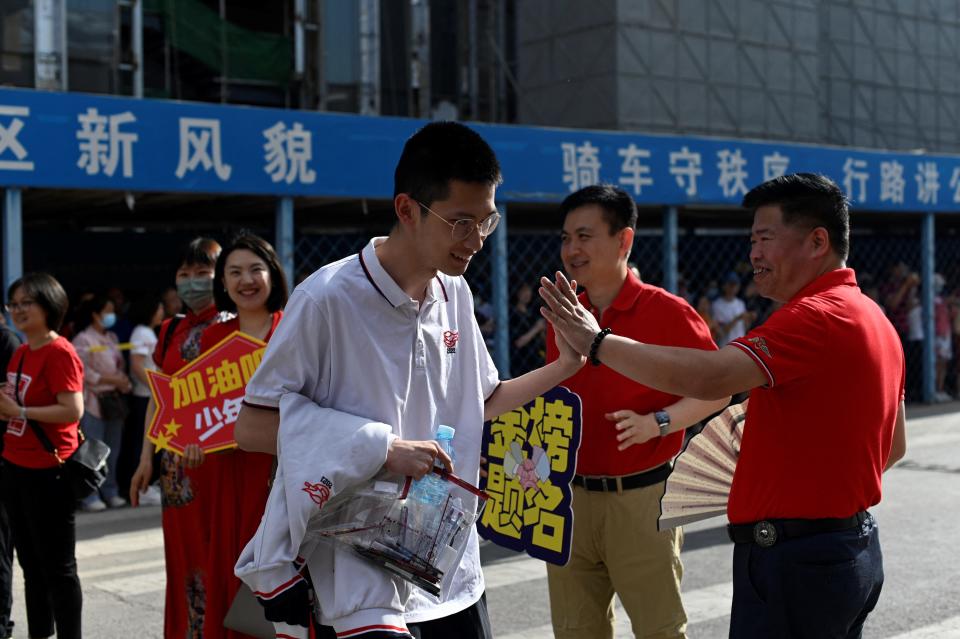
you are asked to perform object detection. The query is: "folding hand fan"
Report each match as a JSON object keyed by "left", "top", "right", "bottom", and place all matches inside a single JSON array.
[{"left": 658, "top": 401, "right": 747, "bottom": 530}]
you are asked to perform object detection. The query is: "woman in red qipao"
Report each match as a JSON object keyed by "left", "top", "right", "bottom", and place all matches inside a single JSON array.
[
  {"left": 129, "top": 237, "right": 225, "bottom": 638},
  {"left": 192, "top": 233, "right": 287, "bottom": 639}
]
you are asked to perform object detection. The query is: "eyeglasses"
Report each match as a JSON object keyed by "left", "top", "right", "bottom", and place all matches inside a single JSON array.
[
  {"left": 4, "top": 300, "right": 36, "bottom": 313},
  {"left": 416, "top": 201, "right": 501, "bottom": 242}
]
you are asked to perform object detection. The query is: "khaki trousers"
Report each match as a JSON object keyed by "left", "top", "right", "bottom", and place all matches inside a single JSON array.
[{"left": 546, "top": 482, "right": 687, "bottom": 639}]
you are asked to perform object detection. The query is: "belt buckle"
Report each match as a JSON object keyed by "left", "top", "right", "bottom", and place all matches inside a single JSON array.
[{"left": 753, "top": 521, "right": 778, "bottom": 547}]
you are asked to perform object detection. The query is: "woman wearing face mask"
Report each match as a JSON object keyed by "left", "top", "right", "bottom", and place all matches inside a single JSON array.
[
  {"left": 129, "top": 237, "right": 225, "bottom": 639},
  {"left": 185, "top": 233, "right": 287, "bottom": 638},
  {"left": 71, "top": 294, "right": 132, "bottom": 511}
]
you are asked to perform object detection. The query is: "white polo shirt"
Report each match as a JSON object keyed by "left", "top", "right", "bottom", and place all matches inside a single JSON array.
[{"left": 244, "top": 237, "right": 500, "bottom": 624}]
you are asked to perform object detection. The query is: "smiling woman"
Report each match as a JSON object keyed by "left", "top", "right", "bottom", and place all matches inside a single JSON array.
[
  {"left": 0, "top": 272, "right": 84, "bottom": 639},
  {"left": 192, "top": 232, "right": 288, "bottom": 638}
]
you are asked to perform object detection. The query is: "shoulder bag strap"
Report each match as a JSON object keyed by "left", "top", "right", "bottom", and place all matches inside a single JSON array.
[
  {"left": 15, "top": 351, "right": 65, "bottom": 465},
  {"left": 159, "top": 314, "right": 185, "bottom": 363}
]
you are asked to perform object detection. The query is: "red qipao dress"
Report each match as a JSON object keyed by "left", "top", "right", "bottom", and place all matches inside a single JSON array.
[
  {"left": 197, "top": 313, "right": 280, "bottom": 638},
  {"left": 152, "top": 306, "right": 221, "bottom": 638}
]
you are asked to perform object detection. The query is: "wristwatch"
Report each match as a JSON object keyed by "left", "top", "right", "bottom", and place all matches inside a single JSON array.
[
  {"left": 18, "top": 405, "right": 27, "bottom": 420},
  {"left": 654, "top": 410, "right": 671, "bottom": 437}
]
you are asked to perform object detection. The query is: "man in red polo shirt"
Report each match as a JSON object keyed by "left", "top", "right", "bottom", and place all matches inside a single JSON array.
[
  {"left": 540, "top": 173, "right": 907, "bottom": 639},
  {"left": 545, "top": 185, "right": 729, "bottom": 639}
]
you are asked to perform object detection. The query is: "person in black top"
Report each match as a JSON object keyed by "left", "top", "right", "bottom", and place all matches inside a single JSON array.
[
  {"left": 509, "top": 282, "right": 546, "bottom": 377},
  {"left": 0, "top": 320, "right": 21, "bottom": 639}
]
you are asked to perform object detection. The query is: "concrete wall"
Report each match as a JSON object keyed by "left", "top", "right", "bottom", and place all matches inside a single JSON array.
[
  {"left": 517, "top": 0, "right": 960, "bottom": 152},
  {"left": 516, "top": 0, "right": 619, "bottom": 129}
]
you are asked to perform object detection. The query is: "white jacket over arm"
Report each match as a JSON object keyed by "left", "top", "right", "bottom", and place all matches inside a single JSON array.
[{"left": 235, "top": 392, "right": 407, "bottom": 634}]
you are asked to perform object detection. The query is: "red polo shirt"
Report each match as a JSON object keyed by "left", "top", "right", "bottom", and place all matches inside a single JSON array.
[
  {"left": 727, "top": 268, "right": 905, "bottom": 523},
  {"left": 547, "top": 271, "right": 717, "bottom": 476}
]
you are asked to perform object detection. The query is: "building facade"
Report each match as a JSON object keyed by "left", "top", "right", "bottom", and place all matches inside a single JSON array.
[{"left": 1, "top": 0, "right": 959, "bottom": 400}]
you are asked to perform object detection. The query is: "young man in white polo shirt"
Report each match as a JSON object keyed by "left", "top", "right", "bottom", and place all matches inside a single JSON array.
[{"left": 233, "top": 121, "right": 584, "bottom": 639}]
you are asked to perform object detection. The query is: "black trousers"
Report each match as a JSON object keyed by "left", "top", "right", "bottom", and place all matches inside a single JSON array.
[
  {"left": 729, "top": 514, "right": 883, "bottom": 639},
  {"left": 0, "top": 483, "right": 13, "bottom": 638},
  {"left": 315, "top": 593, "right": 493, "bottom": 639},
  {"left": 118, "top": 394, "right": 150, "bottom": 499},
  {"left": 1, "top": 462, "right": 82, "bottom": 639}
]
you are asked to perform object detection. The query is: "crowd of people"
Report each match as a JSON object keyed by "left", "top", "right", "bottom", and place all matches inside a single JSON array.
[
  {"left": 0, "top": 119, "right": 924, "bottom": 639},
  {"left": 0, "top": 232, "right": 288, "bottom": 638}
]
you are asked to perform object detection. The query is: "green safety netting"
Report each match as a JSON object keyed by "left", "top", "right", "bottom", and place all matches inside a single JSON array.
[{"left": 144, "top": 0, "right": 291, "bottom": 85}]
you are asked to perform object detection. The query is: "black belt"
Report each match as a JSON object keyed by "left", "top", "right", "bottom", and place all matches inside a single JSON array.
[
  {"left": 727, "top": 511, "right": 869, "bottom": 548},
  {"left": 573, "top": 464, "right": 671, "bottom": 493}
]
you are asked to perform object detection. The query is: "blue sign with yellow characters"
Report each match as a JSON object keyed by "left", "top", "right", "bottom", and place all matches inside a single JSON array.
[{"left": 479, "top": 386, "right": 582, "bottom": 566}]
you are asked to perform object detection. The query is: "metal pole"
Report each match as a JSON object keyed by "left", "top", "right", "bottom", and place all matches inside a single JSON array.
[
  {"left": 410, "top": 0, "right": 431, "bottom": 118},
  {"left": 492, "top": 203, "right": 510, "bottom": 376},
  {"left": 3, "top": 189, "right": 23, "bottom": 306},
  {"left": 34, "top": 0, "right": 65, "bottom": 90},
  {"left": 468, "top": 0, "right": 478, "bottom": 119},
  {"left": 496, "top": 0, "right": 507, "bottom": 121},
  {"left": 276, "top": 197, "right": 295, "bottom": 288},
  {"left": 294, "top": 0, "right": 306, "bottom": 76},
  {"left": 219, "top": 0, "right": 228, "bottom": 103},
  {"left": 662, "top": 205, "right": 678, "bottom": 293},
  {"left": 132, "top": 0, "right": 144, "bottom": 97},
  {"left": 921, "top": 211, "right": 935, "bottom": 403},
  {"left": 358, "top": 0, "right": 380, "bottom": 115}
]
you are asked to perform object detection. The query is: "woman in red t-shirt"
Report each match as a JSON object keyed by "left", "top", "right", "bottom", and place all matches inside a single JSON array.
[
  {"left": 190, "top": 233, "right": 287, "bottom": 639},
  {"left": 0, "top": 273, "right": 84, "bottom": 639}
]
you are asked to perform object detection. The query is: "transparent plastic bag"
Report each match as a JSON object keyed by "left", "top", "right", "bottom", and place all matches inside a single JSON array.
[{"left": 304, "top": 467, "right": 489, "bottom": 598}]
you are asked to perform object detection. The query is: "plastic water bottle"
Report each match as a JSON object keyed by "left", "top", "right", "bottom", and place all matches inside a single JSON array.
[
  {"left": 407, "top": 425, "right": 456, "bottom": 541},
  {"left": 408, "top": 425, "right": 456, "bottom": 508}
]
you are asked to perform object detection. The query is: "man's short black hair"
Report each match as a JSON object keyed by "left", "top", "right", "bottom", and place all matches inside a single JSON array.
[
  {"left": 177, "top": 237, "right": 221, "bottom": 270},
  {"left": 558, "top": 184, "right": 638, "bottom": 234},
  {"left": 394, "top": 121, "right": 502, "bottom": 207},
  {"left": 214, "top": 232, "right": 289, "bottom": 314},
  {"left": 7, "top": 272, "right": 70, "bottom": 331},
  {"left": 742, "top": 173, "right": 850, "bottom": 260}
]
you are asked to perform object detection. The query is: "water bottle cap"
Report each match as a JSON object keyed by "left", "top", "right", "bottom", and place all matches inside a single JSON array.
[{"left": 436, "top": 425, "right": 456, "bottom": 440}]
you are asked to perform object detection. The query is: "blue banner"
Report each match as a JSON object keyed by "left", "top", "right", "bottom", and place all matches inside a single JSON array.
[{"left": 1, "top": 87, "right": 958, "bottom": 211}]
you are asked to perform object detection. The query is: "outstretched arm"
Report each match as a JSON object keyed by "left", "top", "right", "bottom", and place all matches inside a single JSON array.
[
  {"left": 539, "top": 272, "right": 766, "bottom": 400},
  {"left": 484, "top": 326, "right": 585, "bottom": 421}
]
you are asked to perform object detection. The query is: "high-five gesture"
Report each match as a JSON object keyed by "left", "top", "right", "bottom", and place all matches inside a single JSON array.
[{"left": 538, "top": 271, "right": 601, "bottom": 356}]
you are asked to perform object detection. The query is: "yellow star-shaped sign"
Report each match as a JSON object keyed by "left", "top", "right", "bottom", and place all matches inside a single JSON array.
[
  {"left": 153, "top": 431, "right": 172, "bottom": 451},
  {"left": 163, "top": 420, "right": 182, "bottom": 437}
]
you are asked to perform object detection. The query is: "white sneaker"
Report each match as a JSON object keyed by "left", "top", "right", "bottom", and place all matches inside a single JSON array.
[
  {"left": 81, "top": 498, "right": 107, "bottom": 513},
  {"left": 934, "top": 391, "right": 953, "bottom": 403},
  {"left": 107, "top": 495, "right": 128, "bottom": 508},
  {"left": 139, "top": 484, "right": 162, "bottom": 506}
]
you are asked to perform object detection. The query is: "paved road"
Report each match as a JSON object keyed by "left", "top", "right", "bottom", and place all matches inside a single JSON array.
[{"left": 8, "top": 404, "right": 960, "bottom": 638}]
